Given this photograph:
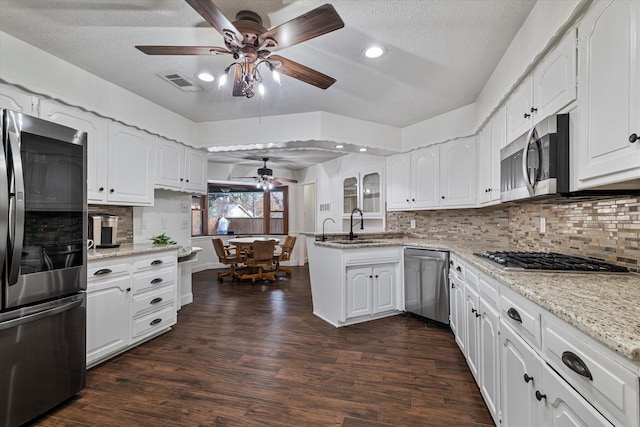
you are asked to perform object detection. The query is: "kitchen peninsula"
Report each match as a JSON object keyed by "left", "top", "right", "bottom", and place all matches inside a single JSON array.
[{"left": 305, "top": 232, "right": 640, "bottom": 427}]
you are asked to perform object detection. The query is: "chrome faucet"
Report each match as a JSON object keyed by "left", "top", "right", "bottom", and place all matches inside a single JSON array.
[
  {"left": 321, "top": 218, "right": 335, "bottom": 241},
  {"left": 349, "top": 208, "right": 364, "bottom": 240}
]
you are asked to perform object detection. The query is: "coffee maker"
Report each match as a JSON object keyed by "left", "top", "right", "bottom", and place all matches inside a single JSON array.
[{"left": 88, "top": 214, "right": 120, "bottom": 248}]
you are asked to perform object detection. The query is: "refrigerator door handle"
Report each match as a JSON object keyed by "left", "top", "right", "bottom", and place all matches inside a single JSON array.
[
  {"left": 7, "top": 130, "right": 25, "bottom": 286},
  {"left": 0, "top": 297, "right": 82, "bottom": 332},
  {"left": 0, "top": 132, "right": 8, "bottom": 280}
]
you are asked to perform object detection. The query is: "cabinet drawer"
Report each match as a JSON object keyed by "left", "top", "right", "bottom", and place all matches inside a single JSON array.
[
  {"left": 543, "top": 316, "right": 639, "bottom": 427},
  {"left": 477, "top": 272, "right": 500, "bottom": 308},
  {"left": 133, "top": 253, "right": 176, "bottom": 273},
  {"left": 132, "top": 268, "right": 175, "bottom": 294},
  {"left": 88, "top": 261, "right": 130, "bottom": 283},
  {"left": 131, "top": 286, "right": 175, "bottom": 317},
  {"left": 501, "top": 289, "right": 541, "bottom": 350},
  {"left": 131, "top": 305, "right": 176, "bottom": 340}
]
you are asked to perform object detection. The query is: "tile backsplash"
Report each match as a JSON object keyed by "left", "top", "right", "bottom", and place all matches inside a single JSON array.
[
  {"left": 88, "top": 205, "right": 134, "bottom": 244},
  {"left": 386, "top": 196, "right": 640, "bottom": 272}
]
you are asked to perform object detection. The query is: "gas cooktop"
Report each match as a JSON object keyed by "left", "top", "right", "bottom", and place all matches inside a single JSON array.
[{"left": 474, "top": 251, "right": 629, "bottom": 273}]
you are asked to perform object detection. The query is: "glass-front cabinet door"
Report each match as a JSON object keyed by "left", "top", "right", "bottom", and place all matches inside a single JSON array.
[
  {"left": 342, "top": 169, "right": 383, "bottom": 218},
  {"left": 362, "top": 171, "right": 381, "bottom": 215},
  {"left": 342, "top": 176, "right": 358, "bottom": 215}
]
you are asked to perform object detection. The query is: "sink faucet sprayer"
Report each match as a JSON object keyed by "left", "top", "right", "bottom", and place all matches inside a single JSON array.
[
  {"left": 321, "top": 218, "right": 335, "bottom": 241},
  {"left": 349, "top": 208, "right": 364, "bottom": 240}
]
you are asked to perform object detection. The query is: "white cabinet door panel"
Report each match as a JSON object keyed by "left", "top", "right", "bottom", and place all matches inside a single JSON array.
[
  {"left": 373, "top": 265, "right": 395, "bottom": 313},
  {"left": 346, "top": 267, "right": 373, "bottom": 319},
  {"left": 412, "top": 146, "right": 439, "bottom": 208},
  {"left": 386, "top": 153, "right": 411, "bottom": 210}
]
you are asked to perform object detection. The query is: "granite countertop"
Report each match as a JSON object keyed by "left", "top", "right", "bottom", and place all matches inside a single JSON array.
[
  {"left": 88, "top": 243, "right": 181, "bottom": 261},
  {"left": 311, "top": 237, "right": 640, "bottom": 363}
]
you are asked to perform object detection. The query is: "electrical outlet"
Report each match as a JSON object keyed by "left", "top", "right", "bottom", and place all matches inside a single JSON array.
[
  {"left": 180, "top": 202, "right": 189, "bottom": 213},
  {"left": 540, "top": 217, "right": 546, "bottom": 234},
  {"left": 410, "top": 219, "right": 416, "bottom": 229},
  {"left": 161, "top": 218, "right": 168, "bottom": 229},
  {"left": 181, "top": 219, "right": 189, "bottom": 229}
]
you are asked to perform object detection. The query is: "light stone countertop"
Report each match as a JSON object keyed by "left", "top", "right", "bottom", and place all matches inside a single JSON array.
[
  {"left": 311, "top": 237, "right": 640, "bottom": 363},
  {"left": 88, "top": 243, "right": 181, "bottom": 261}
]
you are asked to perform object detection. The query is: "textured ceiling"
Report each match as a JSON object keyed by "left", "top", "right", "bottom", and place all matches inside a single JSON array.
[{"left": 0, "top": 0, "right": 535, "bottom": 129}]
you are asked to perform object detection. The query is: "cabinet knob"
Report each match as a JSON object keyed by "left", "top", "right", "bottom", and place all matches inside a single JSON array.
[
  {"left": 412, "top": 198, "right": 415, "bottom": 202},
  {"left": 456, "top": 266, "right": 461, "bottom": 272},
  {"left": 110, "top": 188, "right": 115, "bottom": 193},
  {"left": 451, "top": 283, "right": 456, "bottom": 289},
  {"left": 523, "top": 373, "right": 534, "bottom": 383},
  {"left": 406, "top": 199, "right": 410, "bottom": 202},
  {"left": 126, "top": 287, "right": 131, "bottom": 292},
  {"left": 180, "top": 178, "right": 184, "bottom": 181},
  {"left": 630, "top": 133, "right": 638, "bottom": 143},
  {"left": 524, "top": 113, "right": 530, "bottom": 119},
  {"left": 535, "top": 391, "right": 547, "bottom": 402},
  {"left": 186, "top": 179, "right": 189, "bottom": 182},
  {"left": 530, "top": 107, "right": 538, "bottom": 113},
  {"left": 99, "top": 187, "right": 104, "bottom": 192},
  {"left": 441, "top": 196, "right": 445, "bottom": 199}
]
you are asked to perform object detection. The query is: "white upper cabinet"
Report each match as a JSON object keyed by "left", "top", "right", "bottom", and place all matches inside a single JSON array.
[
  {"left": 155, "top": 137, "right": 208, "bottom": 194},
  {"left": 0, "top": 85, "right": 38, "bottom": 115},
  {"left": 386, "top": 138, "right": 475, "bottom": 211},
  {"left": 576, "top": 0, "right": 640, "bottom": 188},
  {"left": 385, "top": 152, "right": 411, "bottom": 210},
  {"left": 440, "top": 136, "right": 477, "bottom": 207},
  {"left": 507, "top": 31, "right": 577, "bottom": 143},
  {"left": 342, "top": 168, "right": 383, "bottom": 217},
  {"left": 107, "top": 122, "right": 155, "bottom": 205},
  {"left": 478, "top": 106, "right": 507, "bottom": 205},
  {"left": 39, "top": 100, "right": 109, "bottom": 202}
]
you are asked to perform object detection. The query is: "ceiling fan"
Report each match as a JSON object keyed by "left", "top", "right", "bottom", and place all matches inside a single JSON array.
[
  {"left": 135, "top": 0, "right": 344, "bottom": 98},
  {"left": 232, "top": 158, "right": 298, "bottom": 189}
]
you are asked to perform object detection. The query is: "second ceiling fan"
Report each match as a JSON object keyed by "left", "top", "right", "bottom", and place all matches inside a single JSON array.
[{"left": 136, "top": 0, "right": 345, "bottom": 98}]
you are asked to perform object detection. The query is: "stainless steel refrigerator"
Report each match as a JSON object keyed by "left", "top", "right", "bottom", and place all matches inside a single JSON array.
[
  {"left": 1, "top": 109, "right": 87, "bottom": 426},
  {"left": 404, "top": 248, "right": 450, "bottom": 325}
]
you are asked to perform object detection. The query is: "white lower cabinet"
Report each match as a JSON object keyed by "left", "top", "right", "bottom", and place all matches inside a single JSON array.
[
  {"left": 501, "top": 318, "right": 541, "bottom": 427},
  {"left": 479, "top": 296, "right": 500, "bottom": 426},
  {"left": 86, "top": 250, "right": 178, "bottom": 367},
  {"left": 448, "top": 254, "right": 636, "bottom": 427},
  {"left": 345, "top": 264, "right": 396, "bottom": 320},
  {"left": 86, "top": 260, "right": 131, "bottom": 367}
]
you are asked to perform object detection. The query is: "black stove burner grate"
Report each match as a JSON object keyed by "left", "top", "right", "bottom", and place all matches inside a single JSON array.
[{"left": 474, "top": 251, "right": 629, "bottom": 273}]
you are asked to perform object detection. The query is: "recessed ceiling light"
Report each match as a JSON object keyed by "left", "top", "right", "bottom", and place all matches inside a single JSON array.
[
  {"left": 359, "top": 147, "right": 367, "bottom": 152},
  {"left": 335, "top": 144, "right": 344, "bottom": 149},
  {"left": 363, "top": 45, "right": 386, "bottom": 59},
  {"left": 197, "top": 72, "right": 214, "bottom": 82}
]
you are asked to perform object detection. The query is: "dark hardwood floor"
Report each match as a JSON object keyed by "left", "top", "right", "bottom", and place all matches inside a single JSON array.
[{"left": 34, "top": 266, "right": 493, "bottom": 426}]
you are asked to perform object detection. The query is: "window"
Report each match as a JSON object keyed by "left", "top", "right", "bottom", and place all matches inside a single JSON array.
[
  {"left": 198, "top": 184, "right": 288, "bottom": 236},
  {"left": 191, "top": 195, "right": 206, "bottom": 236}
]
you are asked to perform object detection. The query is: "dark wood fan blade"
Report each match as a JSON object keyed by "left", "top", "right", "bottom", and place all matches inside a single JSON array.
[
  {"left": 184, "top": 0, "right": 242, "bottom": 41},
  {"left": 258, "top": 3, "right": 344, "bottom": 51},
  {"left": 135, "top": 45, "right": 230, "bottom": 55},
  {"left": 273, "top": 177, "right": 298, "bottom": 183},
  {"left": 270, "top": 55, "right": 336, "bottom": 89},
  {"left": 232, "top": 65, "right": 244, "bottom": 97}
]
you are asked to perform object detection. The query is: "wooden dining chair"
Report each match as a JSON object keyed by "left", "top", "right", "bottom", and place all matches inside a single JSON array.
[
  {"left": 242, "top": 240, "right": 277, "bottom": 283},
  {"left": 274, "top": 235, "right": 297, "bottom": 277},
  {"left": 212, "top": 238, "right": 243, "bottom": 282}
]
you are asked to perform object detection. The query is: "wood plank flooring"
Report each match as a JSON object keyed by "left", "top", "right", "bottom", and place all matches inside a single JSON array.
[{"left": 34, "top": 266, "right": 494, "bottom": 426}]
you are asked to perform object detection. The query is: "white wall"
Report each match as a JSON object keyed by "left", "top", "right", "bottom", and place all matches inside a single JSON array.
[
  {"left": 401, "top": 103, "right": 477, "bottom": 151},
  {"left": 0, "top": 31, "right": 196, "bottom": 147}
]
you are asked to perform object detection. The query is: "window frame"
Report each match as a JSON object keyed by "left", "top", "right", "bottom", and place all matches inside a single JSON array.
[{"left": 191, "top": 183, "right": 289, "bottom": 236}]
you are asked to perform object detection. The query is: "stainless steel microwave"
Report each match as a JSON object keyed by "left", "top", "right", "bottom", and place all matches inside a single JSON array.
[{"left": 500, "top": 114, "right": 569, "bottom": 202}]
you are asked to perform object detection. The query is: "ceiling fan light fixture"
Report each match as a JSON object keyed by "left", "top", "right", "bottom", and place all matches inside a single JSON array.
[
  {"left": 359, "top": 147, "right": 368, "bottom": 152},
  {"left": 197, "top": 72, "right": 214, "bottom": 82},
  {"left": 363, "top": 45, "right": 386, "bottom": 59},
  {"left": 335, "top": 144, "right": 344, "bottom": 149}
]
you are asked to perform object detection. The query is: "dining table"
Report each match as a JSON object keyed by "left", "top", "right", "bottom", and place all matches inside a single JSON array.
[{"left": 228, "top": 236, "right": 280, "bottom": 259}]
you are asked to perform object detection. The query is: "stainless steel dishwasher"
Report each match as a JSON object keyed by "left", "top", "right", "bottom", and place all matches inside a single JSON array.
[{"left": 404, "top": 248, "right": 450, "bottom": 325}]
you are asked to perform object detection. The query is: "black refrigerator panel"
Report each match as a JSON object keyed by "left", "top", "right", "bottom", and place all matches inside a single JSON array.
[{"left": 0, "top": 294, "right": 86, "bottom": 427}]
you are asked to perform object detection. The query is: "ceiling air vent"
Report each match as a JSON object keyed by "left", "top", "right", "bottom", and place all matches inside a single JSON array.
[{"left": 158, "top": 72, "right": 202, "bottom": 92}]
